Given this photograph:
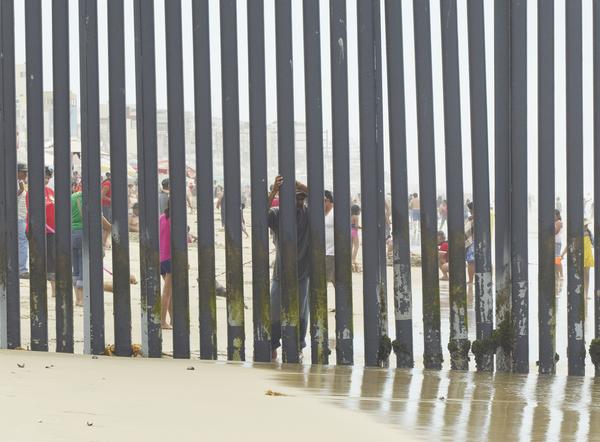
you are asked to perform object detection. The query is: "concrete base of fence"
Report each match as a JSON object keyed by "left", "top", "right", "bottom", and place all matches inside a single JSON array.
[{"left": 0, "top": 349, "right": 401, "bottom": 441}]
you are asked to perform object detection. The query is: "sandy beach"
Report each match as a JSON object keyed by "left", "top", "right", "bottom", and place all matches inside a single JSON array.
[{"left": 0, "top": 350, "right": 406, "bottom": 441}]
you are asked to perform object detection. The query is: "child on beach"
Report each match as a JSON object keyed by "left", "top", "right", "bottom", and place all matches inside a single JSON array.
[{"left": 160, "top": 203, "right": 173, "bottom": 329}]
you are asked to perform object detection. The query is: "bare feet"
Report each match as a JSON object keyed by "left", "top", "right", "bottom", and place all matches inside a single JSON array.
[{"left": 161, "top": 323, "right": 173, "bottom": 330}]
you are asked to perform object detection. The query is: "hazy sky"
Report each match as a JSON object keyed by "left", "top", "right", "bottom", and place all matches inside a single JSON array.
[{"left": 12, "top": 0, "right": 597, "bottom": 199}]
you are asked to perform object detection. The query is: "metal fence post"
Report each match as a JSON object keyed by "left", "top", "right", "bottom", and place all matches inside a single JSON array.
[
  {"left": 439, "top": 0, "right": 469, "bottom": 371},
  {"left": 220, "top": 0, "right": 245, "bottom": 361},
  {"left": 358, "top": 0, "right": 390, "bottom": 368},
  {"left": 134, "top": 0, "right": 162, "bottom": 357},
  {"left": 165, "top": 0, "right": 191, "bottom": 359},
  {"left": 275, "top": 0, "right": 300, "bottom": 363},
  {"left": 26, "top": 0, "right": 48, "bottom": 352},
  {"left": 385, "top": 0, "right": 414, "bottom": 369},
  {"left": 52, "top": 0, "right": 74, "bottom": 354},
  {"left": 594, "top": 0, "right": 600, "bottom": 377},
  {"left": 329, "top": 0, "right": 354, "bottom": 366},
  {"left": 494, "top": 0, "right": 512, "bottom": 372},
  {"left": 412, "top": 0, "right": 442, "bottom": 370},
  {"left": 510, "top": 0, "right": 528, "bottom": 374},
  {"left": 566, "top": 0, "right": 585, "bottom": 376},
  {"left": 247, "top": 0, "right": 271, "bottom": 363},
  {"left": 192, "top": 0, "right": 217, "bottom": 360},
  {"left": 538, "top": 0, "right": 556, "bottom": 375},
  {"left": 107, "top": 0, "right": 132, "bottom": 357},
  {"left": 0, "top": 0, "right": 20, "bottom": 350},
  {"left": 467, "top": 0, "right": 494, "bottom": 372},
  {"left": 303, "top": 0, "right": 329, "bottom": 366}
]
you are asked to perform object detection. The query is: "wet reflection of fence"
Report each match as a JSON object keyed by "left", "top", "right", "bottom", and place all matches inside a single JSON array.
[
  {"left": 0, "top": 0, "right": 599, "bottom": 377},
  {"left": 273, "top": 365, "right": 600, "bottom": 440}
]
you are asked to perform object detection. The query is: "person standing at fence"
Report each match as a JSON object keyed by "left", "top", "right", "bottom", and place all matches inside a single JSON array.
[
  {"left": 159, "top": 178, "right": 170, "bottom": 215},
  {"left": 26, "top": 166, "right": 57, "bottom": 298},
  {"left": 159, "top": 201, "right": 173, "bottom": 329},
  {"left": 583, "top": 220, "right": 594, "bottom": 303},
  {"left": 17, "top": 163, "right": 29, "bottom": 279},
  {"left": 268, "top": 176, "right": 310, "bottom": 361},
  {"left": 351, "top": 204, "right": 361, "bottom": 273},
  {"left": 464, "top": 202, "right": 475, "bottom": 284},
  {"left": 71, "top": 186, "right": 112, "bottom": 307},
  {"left": 101, "top": 173, "right": 112, "bottom": 249},
  {"left": 555, "top": 210, "right": 563, "bottom": 280},
  {"left": 324, "top": 190, "right": 335, "bottom": 286},
  {"left": 438, "top": 231, "right": 449, "bottom": 280}
]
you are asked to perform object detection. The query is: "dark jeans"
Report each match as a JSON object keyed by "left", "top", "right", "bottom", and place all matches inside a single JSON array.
[{"left": 270, "top": 276, "right": 309, "bottom": 351}]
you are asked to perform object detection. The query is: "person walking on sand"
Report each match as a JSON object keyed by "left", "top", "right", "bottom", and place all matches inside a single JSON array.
[
  {"left": 351, "top": 204, "right": 361, "bottom": 272},
  {"left": 17, "top": 163, "right": 29, "bottom": 278},
  {"left": 268, "top": 175, "right": 310, "bottom": 361},
  {"left": 324, "top": 190, "right": 335, "bottom": 286},
  {"left": 159, "top": 201, "right": 173, "bottom": 329},
  {"left": 464, "top": 202, "right": 475, "bottom": 284}
]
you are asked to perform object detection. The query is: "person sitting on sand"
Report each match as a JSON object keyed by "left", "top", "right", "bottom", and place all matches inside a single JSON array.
[{"left": 129, "top": 203, "right": 140, "bottom": 233}]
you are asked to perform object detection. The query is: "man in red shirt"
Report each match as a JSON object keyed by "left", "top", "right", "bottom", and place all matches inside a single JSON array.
[
  {"left": 26, "top": 166, "right": 56, "bottom": 297},
  {"left": 438, "top": 230, "right": 449, "bottom": 280},
  {"left": 101, "top": 172, "right": 112, "bottom": 248}
]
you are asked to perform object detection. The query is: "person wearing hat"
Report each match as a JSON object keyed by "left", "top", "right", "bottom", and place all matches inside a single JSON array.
[
  {"left": 17, "top": 163, "right": 29, "bottom": 278},
  {"left": 267, "top": 175, "right": 311, "bottom": 361},
  {"left": 324, "top": 190, "right": 335, "bottom": 286}
]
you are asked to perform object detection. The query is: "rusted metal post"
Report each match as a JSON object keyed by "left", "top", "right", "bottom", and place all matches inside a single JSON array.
[
  {"left": 107, "top": 0, "right": 132, "bottom": 356},
  {"left": 329, "top": 0, "right": 354, "bottom": 366},
  {"left": 275, "top": 0, "right": 300, "bottom": 363},
  {"left": 165, "top": 0, "right": 191, "bottom": 359},
  {"left": 385, "top": 0, "right": 414, "bottom": 369},
  {"left": 494, "top": 0, "right": 512, "bottom": 373},
  {"left": 537, "top": 0, "right": 556, "bottom": 375},
  {"left": 467, "top": 0, "right": 493, "bottom": 372},
  {"left": 303, "top": 0, "right": 329, "bottom": 365},
  {"left": 25, "top": 0, "right": 48, "bottom": 352},
  {"left": 247, "top": 0, "right": 270, "bottom": 363},
  {"left": 439, "top": 0, "right": 468, "bottom": 371},
  {"left": 134, "top": 0, "right": 162, "bottom": 357},
  {"left": 220, "top": 0, "right": 245, "bottom": 361},
  {"left": 192, "top": 0, "right": 217, "bottom": 360},
  {"left": 0, "top": 0, "right": 21, "bottom": 350},
  {"left": 52, "top": 0, "right": 74, "bottom": 353},
  {"left": 510, "top": 0, "right": 528, "bottom": 373},
  {"left": 566, "top": 0, "right": 585, "bottom": 376},
  {"left": 412, "top": 0, "right": 442, "bottom": 370},
  {"left": 357, "top": 0, "right": 390, "bottom": 368}
]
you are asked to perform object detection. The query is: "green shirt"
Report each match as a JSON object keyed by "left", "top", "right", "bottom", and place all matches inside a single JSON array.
[{"left": 71, "top": 191, "right": 83, "bottom": 231}]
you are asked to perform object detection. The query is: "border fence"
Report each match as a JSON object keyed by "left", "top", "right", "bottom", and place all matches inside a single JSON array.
[{"left": 0, "top": 0, "right": 599, "bottom": 377}]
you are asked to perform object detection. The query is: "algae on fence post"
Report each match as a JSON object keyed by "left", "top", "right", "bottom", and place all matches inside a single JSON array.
[{"left": 439, "top": 0, "right": 469, "bottom": 371}]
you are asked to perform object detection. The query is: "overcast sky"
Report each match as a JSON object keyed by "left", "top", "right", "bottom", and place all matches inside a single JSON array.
[{"left": 12, "top": 0, "right": 597, "bottom": 199}]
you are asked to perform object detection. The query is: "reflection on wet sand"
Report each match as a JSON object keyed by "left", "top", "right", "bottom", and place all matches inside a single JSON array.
[{"left": 269, "top": 365, "right": 600, "bottom": 440}]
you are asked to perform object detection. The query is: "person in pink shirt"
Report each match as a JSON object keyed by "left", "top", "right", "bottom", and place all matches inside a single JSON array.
[{"left": 159, "top": 202, "right": 173, "bottom": 329}]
